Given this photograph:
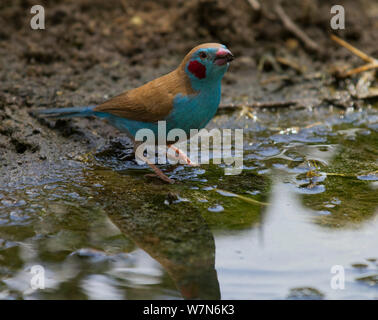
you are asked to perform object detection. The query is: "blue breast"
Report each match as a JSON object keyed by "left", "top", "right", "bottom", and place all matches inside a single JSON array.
[{"left": 166, "top": 81, "right": 221, "bottom": 135}]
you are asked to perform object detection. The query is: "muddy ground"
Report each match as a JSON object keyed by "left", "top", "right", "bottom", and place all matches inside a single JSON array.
[{"left": 0, "top": 0, "right": 377, "bottom": 186}]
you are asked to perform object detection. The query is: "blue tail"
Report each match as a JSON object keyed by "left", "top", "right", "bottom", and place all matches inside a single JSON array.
[{"left": 35, "top": 105, "right": 96, "bottom": 119}]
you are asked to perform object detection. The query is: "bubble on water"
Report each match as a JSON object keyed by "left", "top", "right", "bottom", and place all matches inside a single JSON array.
[
  {"left": 10, "top": 210, "right": 30, "bottom": 222},
  {"left": 246, "top": 190, "right": 260, "bottom": 195},
  {"left": 71, "top": 249, "right": 122, "bottom": 266},
  {"left": 272, "top": 163, "right": 287, "bottom": 170},
  {"left": 216, "top": 190, "right": 236, "bottom": 197},
  {"left": 242, "top": 164, "right": 258, "bottom": 170},
  {"left": 287, "top": 166, "right": 309, "bottom": 174},
  {"left": 43, "top": 184, "right": 58, "bottom": 190},
  {"left": 202, "top": 186, "right": 217, "bottom": 191},
  {"left": 357, "top": 174, "right": 378, "bottom": 181},
  {"left": 256, "top": 147, "right": 281, "bottom": 158},
  {"left": 258, "top": 169, "right": 270, "bottom": 175},
  {"left": 172, "top": 196, "right": 190, "bottom": 204},
  {"left": 317, "top": 210, "right": 331, "bottom": 215},
  {"left": 208, "top": 205, "right": 224, "bottom": 212},
  {"left": 331, "top": 197, "right": 341, "bottom": 205}
]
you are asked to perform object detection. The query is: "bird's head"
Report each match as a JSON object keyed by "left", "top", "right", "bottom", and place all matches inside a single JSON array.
[{"left": 180, "top": 43, "right": 234, "bottom": 86}]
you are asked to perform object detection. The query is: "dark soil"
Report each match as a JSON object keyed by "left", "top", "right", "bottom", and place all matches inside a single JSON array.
[{"left": 0, "top": 0, "right": 377, "bottom": 185}]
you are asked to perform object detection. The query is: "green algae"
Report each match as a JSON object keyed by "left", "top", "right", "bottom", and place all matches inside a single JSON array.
[{"left": 300, "top": 129, "right": 378, "bottom": 228}]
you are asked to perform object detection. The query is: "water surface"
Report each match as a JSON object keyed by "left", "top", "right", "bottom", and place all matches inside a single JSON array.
[{"left": 0, "top": 105, "right": 377, "bottom": 299}]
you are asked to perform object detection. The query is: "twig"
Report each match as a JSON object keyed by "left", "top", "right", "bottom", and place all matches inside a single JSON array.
[
  {"left": 246, "top": 0, "right": 261, "bottom": 10},
  {"left": 274, "top": 3, "right": 322, "bottom": 53},
  {"left": 260, "top": 74, "right": 291, "bottom": 85},
  {"left": 343, "top": 62, "right": 378, "bottom": 77},
  {"left": 330, "top": 34, "right": 376, "bottom": 63},
  {"left": 275, "top": 56, "right": 304, "bottom": 73},
  {"left": 120, "top": 0, "right": 129, "bottom": 14},
  {"left": 331, "top": 34, "right": 378, "bottom": 77}
]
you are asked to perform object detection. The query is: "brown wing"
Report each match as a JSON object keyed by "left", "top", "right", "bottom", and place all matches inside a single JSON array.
[{"left": 94, "top": 69, "right": 196, "bottom": 123}]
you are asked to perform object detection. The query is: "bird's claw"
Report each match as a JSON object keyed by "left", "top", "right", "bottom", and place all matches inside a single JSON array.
[
  {"left": 168, "top": 145, "right": 199, "bottom": 167},
  {"left": 186, "top": 161, "right": 199, "bottom": 167}
]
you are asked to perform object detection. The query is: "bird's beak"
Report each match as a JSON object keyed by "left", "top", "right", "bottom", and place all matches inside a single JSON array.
[{"left": 214, "top": 48, "right": 234, "bottom": 66}]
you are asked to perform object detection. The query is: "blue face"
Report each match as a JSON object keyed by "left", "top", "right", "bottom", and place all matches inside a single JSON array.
[{"left": 185, "top": 45, "right": 232, "bottom": 85}]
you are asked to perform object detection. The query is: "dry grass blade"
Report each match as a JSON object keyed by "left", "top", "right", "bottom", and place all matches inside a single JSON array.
[
  {"left": 331, "top": 34, "right": 378, "bottom": 77},
  {"left": 246, "top": 0, "right": 261, "bottom": 10},
  {"left": 276, "top": 56, "right": 305, "bottom": 73},
  {"left": 330, "top": 34, "right": 376, "bottom": 63},
  {"left": 343, "top": 63, "right": 378, "bottom": 77},
  {"left": 214, "top": 189, "right": 269, "bottom": 206}
]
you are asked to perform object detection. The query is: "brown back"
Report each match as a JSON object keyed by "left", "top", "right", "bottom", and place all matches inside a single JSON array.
[{"left": 94, "top": 43, "right": 224, "bottom": 122}]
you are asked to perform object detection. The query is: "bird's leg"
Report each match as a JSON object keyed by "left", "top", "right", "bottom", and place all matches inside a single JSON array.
[
  {"left": 134, "top": 143, "right": 174, "bottom": 184},
  {"left": 145, "top": 162, "right": 175, "bottom": 184},
  {"left": 167, "top": 145, "right": 199, "bottom": 166}
]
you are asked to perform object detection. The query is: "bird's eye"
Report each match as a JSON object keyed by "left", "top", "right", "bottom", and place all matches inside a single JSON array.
[{"left": 199, "top": 52, "right": 207, "bottom": 59}]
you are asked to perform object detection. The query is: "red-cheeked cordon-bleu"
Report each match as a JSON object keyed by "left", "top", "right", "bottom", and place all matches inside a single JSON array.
[{"left": 37, "top": 43, "right": 234, "bottom": 183}]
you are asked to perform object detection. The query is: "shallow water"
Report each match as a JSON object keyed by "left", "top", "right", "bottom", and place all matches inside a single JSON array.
[{"left": 0, "top": 105, "right": 377, "bottom": 299}]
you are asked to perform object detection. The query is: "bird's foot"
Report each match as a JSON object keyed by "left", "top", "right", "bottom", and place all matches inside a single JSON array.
[
  {"left": 168, "top": 145, "right": 199, "bottom": 167},
  {"left": 146, "top": 163, "right": 175, "bottom": 184}
]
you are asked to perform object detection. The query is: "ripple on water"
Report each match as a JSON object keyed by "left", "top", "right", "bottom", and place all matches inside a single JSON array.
[
  {"left": 81, "top": 274, "right": 123, "bottom": 300},
  {"left": 271, "top": 133, "right": 326, "bottom": 144},
  {"left": 170, "top": 167, "right": 206, "bottom": 181},
  {"left": 256, "top": 147, "right": 281, "bottom": 158},
  {"left": 216, "top": 190, "right": 237, "bottom": 197}
]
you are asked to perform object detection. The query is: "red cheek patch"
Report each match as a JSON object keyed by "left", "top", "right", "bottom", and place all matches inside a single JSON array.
[{"left": 188, "top": 60, "right": 206, "bottom": 79}]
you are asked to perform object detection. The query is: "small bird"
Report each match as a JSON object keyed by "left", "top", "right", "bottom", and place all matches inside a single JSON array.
[{"left": 37, "top": 43, "right": 234, "bottom": 183}]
